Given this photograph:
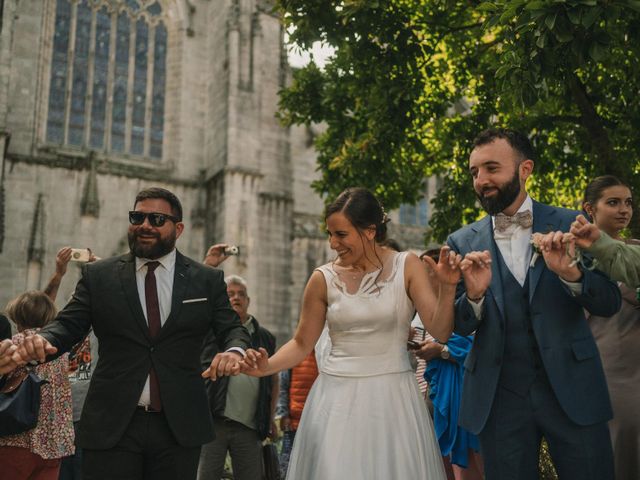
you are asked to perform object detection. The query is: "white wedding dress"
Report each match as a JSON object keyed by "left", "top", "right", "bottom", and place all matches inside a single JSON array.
[{"left": 286, "top": 251, "right": 446, "bottom": 480}]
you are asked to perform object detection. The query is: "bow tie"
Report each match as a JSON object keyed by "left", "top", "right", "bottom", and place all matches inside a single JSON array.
[{"left": 494, "top": 211, "right": 533, "bottom": 233}]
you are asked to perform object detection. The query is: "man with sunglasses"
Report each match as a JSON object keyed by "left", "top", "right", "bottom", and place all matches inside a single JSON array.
[{"left": 10, "top": 187, "right": 251, "bottom": 480}]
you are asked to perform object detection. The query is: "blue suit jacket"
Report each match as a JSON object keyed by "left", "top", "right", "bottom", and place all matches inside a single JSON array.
[{"left": 447, "top": 201, "right": 621, "bottom": 434}]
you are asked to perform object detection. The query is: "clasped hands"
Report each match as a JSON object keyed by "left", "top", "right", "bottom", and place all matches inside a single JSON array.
[
  {"left": 532, "top": 218, "right": 595, "bottom": 282},
  {"left": 3, "top": 333, "right": 257, "bottom": 382}
]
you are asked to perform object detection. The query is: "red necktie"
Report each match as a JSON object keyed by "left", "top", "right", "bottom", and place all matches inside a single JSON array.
[{"left": 145, "top": 261, "right": 162, "bottom": 411}]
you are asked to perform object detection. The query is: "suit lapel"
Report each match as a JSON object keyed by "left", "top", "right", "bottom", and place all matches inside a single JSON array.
[
  {"left": 118, "top": 254, "right": 152, "bottom": 341},
  {"left": 469, "top": 216, "right": 505, "bottom": 320},
  {"left": 158, "top": 251, "right": 191, "bottom": 339},
  {"left": 529, "top": 201, "right": 560, "bottom": 301}
]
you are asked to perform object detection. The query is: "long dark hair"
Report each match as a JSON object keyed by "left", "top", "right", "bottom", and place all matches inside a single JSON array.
[
  {"left": 325, "top": 188, "right": 388, "bottom": 243},
  {"left": 583, "top": 175, "right": 631, "bottom": 220}
]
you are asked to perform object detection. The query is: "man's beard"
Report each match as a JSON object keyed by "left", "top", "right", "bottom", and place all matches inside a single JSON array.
[
  {"left": 128, "top": 230, "right": 176, "bottom": 259},
  {"left": 476, "top": 171, "right": 521, "bottom": 215}
]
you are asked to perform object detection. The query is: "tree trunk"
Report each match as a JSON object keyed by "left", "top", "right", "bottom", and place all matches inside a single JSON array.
[{"left": 569, "top": 74, "right": 640, "bottom": 237}]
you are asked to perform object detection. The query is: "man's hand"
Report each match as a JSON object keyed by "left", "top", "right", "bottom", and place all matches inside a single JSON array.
[
  {"left": 11, "top": 334, "right": 57, "bottom": 366},
  {"left": 203, "top": 244, "right": 232, "bottom": 268},
  {"left": 201, "top": 351, "right": 244, "bottom": 381},
  {"left": 414, "top": 340, "right": 444, "bottom": 362},
  {"left": 55, "top": 247, "right": 73, "bottom": 277},
  {"left": 421, "top": 246, "right": 462, "bottom": 286},
  {"left": 0, "top": 339, "right": 18, "bottom": 375},
  {"left": 570, "top": 215, "right": 601, "bottom": 249},
  {"left": 460, "top": 250, "right": 492, "bottom": 300},
  {"left": 535, "top": 231, "right": 582, "bottom": 282}
]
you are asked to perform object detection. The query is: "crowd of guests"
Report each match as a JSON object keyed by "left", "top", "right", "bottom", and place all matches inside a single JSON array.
[{"left": 0, "top": 128, "right": 638, "bottom": 480}]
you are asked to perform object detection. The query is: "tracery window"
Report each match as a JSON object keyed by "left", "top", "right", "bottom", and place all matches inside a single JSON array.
[
  {"left": 399, "top": 197, "right": 429, "bottom": 227},
  {"left": 45, "top": 0, "right": 167, "bottom": 160}
]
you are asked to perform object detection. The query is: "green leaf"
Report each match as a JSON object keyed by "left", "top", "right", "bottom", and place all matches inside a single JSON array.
[
  {"left": 581, "top": 7, "right": 602, "bottom": 28},
  {"left": 566, "top": 8, "right": 582, "bottom": 25},
  {"left": 545, "top": 12, "right": 558, "bottom": 29},
  {"left": 499, "top": 6, "right": 519, "bottom": 22},
  {"left": 536, "top": 32, "right": 548, "bottom": 47},
  {"left": 622, "top": 0, "right": 640, "bottom": 13},
  {"left": 477, "top": 2, "right": 499, "bottom": 12},
  {"left": 554, "top": 28, "right": 574, "bottom": 42},
  {"left": 524, "top": 1, "right": 546, "bottom": 10},
  {"left": 588, "top": 41, "right": 608, "bottom": 61}
]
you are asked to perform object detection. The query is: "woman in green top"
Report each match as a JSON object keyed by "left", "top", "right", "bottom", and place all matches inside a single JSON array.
[
  {"left": 571, "top": 204, "right": 640, "bottom": 288},
  {"left": 576, "top": 175, "right": 639, "bottom": 480}
]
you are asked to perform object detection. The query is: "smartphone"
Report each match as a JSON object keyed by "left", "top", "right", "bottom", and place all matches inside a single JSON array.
[
  {"left": 407, "top": 340, "right": 421, "bottom": 350},
  {"left": 70, "top": 248, "right": 91, "bottom": 262},
  {"left": 223, "top": 245, "right": 240, "bottom": 256}
]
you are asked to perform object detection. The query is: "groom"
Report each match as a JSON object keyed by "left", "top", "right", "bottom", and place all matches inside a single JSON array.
[{"left": 448, "top": 129, "right": 620, "bottom": 479}]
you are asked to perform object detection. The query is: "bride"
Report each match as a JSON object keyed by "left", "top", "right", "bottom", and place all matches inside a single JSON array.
[{"left": 241, "top": 188, "right": 488, "bottom": 479}]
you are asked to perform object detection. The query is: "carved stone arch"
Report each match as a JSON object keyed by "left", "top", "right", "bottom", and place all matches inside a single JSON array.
[{"left": 169, "top": 0, "right": 195, "bottom": 36}]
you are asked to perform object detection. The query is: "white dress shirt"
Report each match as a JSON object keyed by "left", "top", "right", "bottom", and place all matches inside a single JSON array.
[
  {"left": 135, "top": 249, "right": 176, "bottom": 407},
  {"left": 134, "top": 249, "right": 245, "bottom": 406},
  {"left": 492, "top": 195, "right": 533, "bottom": 286}
]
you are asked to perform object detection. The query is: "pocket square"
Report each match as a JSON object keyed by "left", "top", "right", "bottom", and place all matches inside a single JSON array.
[{"left": 182, "top": 298, "right": 208, "bottom": 304}]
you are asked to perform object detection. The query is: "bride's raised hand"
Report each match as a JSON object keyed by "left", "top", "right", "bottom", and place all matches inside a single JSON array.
[
  {"left": 460, "top": 250, "right": 491, "bottom": 299},
  {"left": 239, "top": 347, "right": 270, "bottom": 377},
  {"left": 421, "top": 246, "right": 462, "bottom": 286}
]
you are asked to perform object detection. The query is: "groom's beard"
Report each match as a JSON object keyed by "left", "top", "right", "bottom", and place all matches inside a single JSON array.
[{"left": 476, "top": 171, "right": 521, "bottom": 216}]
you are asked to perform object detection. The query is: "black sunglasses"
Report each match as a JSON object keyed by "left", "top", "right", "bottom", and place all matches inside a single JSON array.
[{"left": 129, "top": 211, "right": 180, "bottom": 227}]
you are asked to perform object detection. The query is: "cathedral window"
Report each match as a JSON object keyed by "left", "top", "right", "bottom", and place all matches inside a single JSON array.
[
  {"left": 45, "top": 0, "right": 167, "bottom": 160},
  {"left": 399, "top": 197, "right": 429, "bottom": 227}
]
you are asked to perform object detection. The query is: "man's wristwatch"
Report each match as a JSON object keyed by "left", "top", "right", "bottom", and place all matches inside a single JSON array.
[
  {"left": 440, "top": 344, "right": 450, "bottom": 360},
  {"left": 467, "top": 293, "right": 484, "bottom": 303}
]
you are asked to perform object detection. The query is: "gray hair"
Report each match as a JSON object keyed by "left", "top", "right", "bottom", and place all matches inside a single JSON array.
[{"left": 225, "top": 274, "right": 248, "bottom": 291}]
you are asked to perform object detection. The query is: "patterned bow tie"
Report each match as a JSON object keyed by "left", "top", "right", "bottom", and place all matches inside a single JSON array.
[{"left": 494, "top": 211, "right": 533, "bottom": 232}]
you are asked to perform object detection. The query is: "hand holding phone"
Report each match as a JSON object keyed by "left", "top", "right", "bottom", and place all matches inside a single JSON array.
[{"left": 70, "top": 248, "right": 91, "bottom": 262}]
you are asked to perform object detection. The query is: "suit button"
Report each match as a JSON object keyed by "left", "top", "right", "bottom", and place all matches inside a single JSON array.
[{"left": 150, "top": 346, "right": 155, "bottom": 353}]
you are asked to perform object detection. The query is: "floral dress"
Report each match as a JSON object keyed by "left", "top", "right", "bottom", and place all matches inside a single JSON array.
[{"left": 0, "top": 329, "right": 74, "bottom": 459}]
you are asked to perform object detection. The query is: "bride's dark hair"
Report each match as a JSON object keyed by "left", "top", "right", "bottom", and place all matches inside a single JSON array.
[{"left": 325, "top": 188, "right": 389, "bottom": 242}]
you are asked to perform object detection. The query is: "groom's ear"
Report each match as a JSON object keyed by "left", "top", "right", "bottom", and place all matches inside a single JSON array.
[{"left": 519, "top": 159, "right": 534, "bottom": 181}]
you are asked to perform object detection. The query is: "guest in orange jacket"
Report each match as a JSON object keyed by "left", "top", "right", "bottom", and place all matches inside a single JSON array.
[{"left": 276, "top": 350, "right": 319, "bottom": 478}]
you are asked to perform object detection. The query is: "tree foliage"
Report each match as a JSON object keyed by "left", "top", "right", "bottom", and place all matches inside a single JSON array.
[{"left": 277, "top": 0, "right": 640, "bottom": 241}]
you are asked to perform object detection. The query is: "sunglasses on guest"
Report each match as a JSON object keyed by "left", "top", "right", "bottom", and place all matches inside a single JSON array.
[{"left": 128, "top": 211, "right": 181, "bottom": 227}]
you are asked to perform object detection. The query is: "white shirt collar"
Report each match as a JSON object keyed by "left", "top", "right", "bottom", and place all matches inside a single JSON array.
[
  {"left": 135, "top": 248, "right": 177, "bottom": 273},
  {"left": 491, "top": 194, "right": 533, "bottom": 229}
]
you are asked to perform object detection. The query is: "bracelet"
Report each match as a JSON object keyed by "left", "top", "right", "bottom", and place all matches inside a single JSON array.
[{"left": 467, "top": 294, "right": 484, "bottom": 303}]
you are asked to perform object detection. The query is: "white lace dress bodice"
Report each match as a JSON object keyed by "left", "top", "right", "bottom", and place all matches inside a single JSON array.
[{"left": 318, "top": 251, "right": 415, "bottom": 377}]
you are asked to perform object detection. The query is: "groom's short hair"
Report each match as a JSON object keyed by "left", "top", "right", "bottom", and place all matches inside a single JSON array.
[{"left": 473, "top": 128, "right": 536, "bottom": 163}]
